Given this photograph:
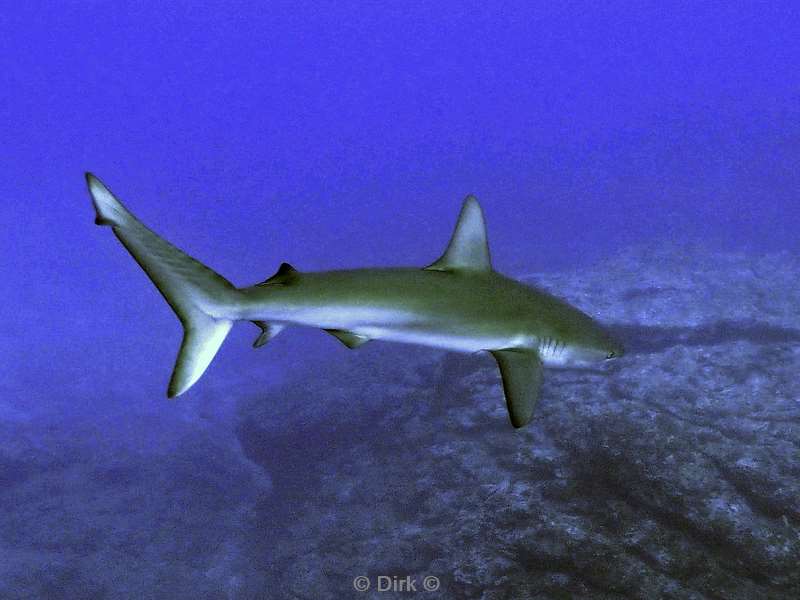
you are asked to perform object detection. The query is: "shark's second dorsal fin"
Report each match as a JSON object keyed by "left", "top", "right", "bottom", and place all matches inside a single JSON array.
[
  {"left": 424, "top": 195, "right": 492, "bottom": 272},
  {"left": 257, "top": 262, "right": 299, "bottom": 286}
]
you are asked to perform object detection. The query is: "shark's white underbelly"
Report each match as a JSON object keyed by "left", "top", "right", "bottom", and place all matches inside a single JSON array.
[
  {"left": 353, "top": 326, "right": 531, "bottom": 354},
  {"left": 267, "top": 304, "right": 579, "bottom": 362},
  {"left": 271, "top": 305, "right": 525, "bottom": 353},
  {"left": 359, "top": 323, "right": 580, "bottom": 365},
  {"left": 276, "top": 305, "right": 417, "bottom": 329}
]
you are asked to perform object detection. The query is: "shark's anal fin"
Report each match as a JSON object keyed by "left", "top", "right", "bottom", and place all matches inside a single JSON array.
[
  {"left": 257, "top": 262, "right": 299, "bottom": 286},
  {"left": 325, "top": 329, "right": 370, "bottom": 349},
  {"left": 424, "top": 195, "right": 492, "bottom": 272},
  {"left": 489, "top": 348, "right": 543, "bottom": 428},
  {"left": 251, "top": 321, "right": 286, "bottom": 348}
]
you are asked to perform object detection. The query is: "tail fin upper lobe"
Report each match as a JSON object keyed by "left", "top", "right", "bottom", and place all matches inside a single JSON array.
[{"left": 86, "top": 173, "right": 240, "bottom": 397}]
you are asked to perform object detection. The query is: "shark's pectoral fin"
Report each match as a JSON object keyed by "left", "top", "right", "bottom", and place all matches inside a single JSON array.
[
  {"left": 251, "top": 321, "right": 286, "bottom": 348},
  {"left": 489, "top": 348, "right": 543, "bottom": 428},
  {"left": 424, "top": 195, "right": 492, "bottom": 272},
  {"left": 325, "top": 329, "right": 371, "bottom": 349}
]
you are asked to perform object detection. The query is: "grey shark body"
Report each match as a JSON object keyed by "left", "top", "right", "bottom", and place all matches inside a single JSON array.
[{"left": 86, "top": 173, "right": 622, "bottom": 428}]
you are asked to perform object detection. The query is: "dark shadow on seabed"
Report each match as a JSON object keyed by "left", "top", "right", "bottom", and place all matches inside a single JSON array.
[
  {"left": 235, "top": 333, "right": 800, "bottom": 597},
  {"left": 607, "top": 320, "right": 800, "bottom": 355}
]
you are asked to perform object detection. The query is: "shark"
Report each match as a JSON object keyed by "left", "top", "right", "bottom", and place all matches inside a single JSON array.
[{"left": 86, "top": 173, "right": 623, "bottom": 428}]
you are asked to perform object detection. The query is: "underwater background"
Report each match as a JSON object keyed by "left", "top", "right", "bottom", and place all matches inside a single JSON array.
[{"left": 2, "top": 2, "right": 800, "bottom": 598}]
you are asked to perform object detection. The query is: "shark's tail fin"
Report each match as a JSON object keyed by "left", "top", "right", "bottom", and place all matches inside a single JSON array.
[{"left": 86, "top": 173, "right": 241, "bottom": 397}]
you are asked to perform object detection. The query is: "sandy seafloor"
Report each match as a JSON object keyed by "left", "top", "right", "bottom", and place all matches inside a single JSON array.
[{"left": 2, "top": 244, "right": 799, "bottom": 599}]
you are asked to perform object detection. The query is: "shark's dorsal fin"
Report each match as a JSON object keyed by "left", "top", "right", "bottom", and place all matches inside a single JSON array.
[
  {"left": 257, "top": 262, "right": 299, "bottom": 286},
  {"left": 424, "top": 195, "right": 492, "bottom": 272},
  {"left": 490, "top": 348, "right": 543, "bottom": 428}
]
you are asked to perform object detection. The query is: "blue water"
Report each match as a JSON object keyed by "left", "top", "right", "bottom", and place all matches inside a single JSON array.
[{"left": 2, "top": 3, "right": 800, "bottom": 598}]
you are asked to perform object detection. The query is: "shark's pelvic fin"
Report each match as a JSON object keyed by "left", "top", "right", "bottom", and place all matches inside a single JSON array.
[
  {"left": 251, "top": 320, "right": 286, "bottom": 348},
  {"left": 257, "top": 262, "right": 299, "bottom": 286},
  {"left": 86, "top": 173, "right": 240, "bottom": 398},
  {"left": 325, "top": 329, "right": 371, "bottom": 349},
  {"left": 425, "top": 195, "right": 492, "bottom": 272},
  {"left": 490, "top": 348, "right": 543, "bottom": 428}
]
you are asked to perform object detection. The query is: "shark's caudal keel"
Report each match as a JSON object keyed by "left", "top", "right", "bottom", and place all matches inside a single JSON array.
[{"left": 86, "top": 173, "right": 623, "bottom": 428}]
